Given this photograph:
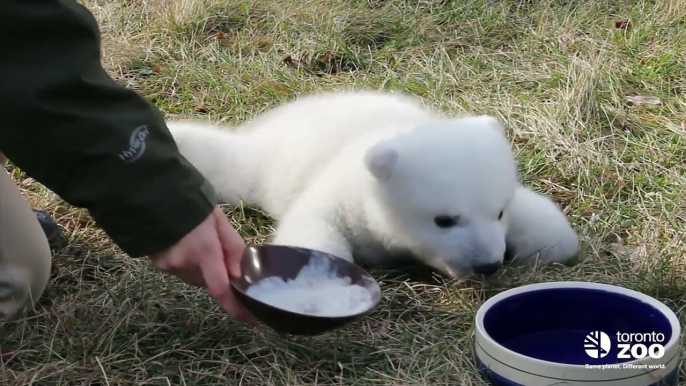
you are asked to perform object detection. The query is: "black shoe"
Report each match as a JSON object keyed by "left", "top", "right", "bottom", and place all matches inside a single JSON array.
[{"left": 33, "top": 209, "right": 68, "bottom": 253}]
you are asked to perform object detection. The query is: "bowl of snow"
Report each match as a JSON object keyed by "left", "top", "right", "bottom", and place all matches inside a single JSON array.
[
  {"left": 473, "top": 281, "right": 681, "bottom": 386},
  {"left": 230, "top": 244, "right": 382, "bottom": 335}
]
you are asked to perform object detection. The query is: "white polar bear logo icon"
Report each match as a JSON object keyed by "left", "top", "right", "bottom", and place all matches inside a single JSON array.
[{"left": 585, "top": 331, "right": 612, "bottom": 359}]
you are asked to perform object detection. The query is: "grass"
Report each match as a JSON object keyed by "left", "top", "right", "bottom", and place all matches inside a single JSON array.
[{"left": 2, "top": 0, "right": 686, "bottom": 384}]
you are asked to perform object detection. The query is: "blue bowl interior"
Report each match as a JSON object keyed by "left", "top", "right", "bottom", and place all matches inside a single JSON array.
[{"left": 482, "top": 287, "right": 673, "bottom": 366}]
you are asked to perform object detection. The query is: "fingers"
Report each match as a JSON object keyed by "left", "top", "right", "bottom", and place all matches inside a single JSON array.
[
  {"left": 211, "top": 207, "right": 256, "bottom": 324},
  {"left": 198, "top": 245, "right": 255, "bottom": 324},
  {"left": 196, "top": 234, "right": 232, "bottom": 307},
  {"left": 213, "top": 207, "right": 245, "bottom": 279}
]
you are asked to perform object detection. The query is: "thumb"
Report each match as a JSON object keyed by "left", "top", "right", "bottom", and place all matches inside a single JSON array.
[{"left": 212, "top": 207, "right": 245, "bottom": 279}]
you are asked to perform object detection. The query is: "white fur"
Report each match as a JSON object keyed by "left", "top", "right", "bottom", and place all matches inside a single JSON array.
[{"left": 167, "top": 90, "right": 579, "bottom": 278}]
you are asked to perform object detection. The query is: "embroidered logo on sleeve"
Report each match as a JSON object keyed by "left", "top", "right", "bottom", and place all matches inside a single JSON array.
[{"left": 118, "top": 125, "right": 150, "bottom": 163}]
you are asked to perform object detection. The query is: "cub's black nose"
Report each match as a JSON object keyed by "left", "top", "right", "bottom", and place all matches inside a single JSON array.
[{"left": 473, "top": 262, "right": 501, "bottom": 276}]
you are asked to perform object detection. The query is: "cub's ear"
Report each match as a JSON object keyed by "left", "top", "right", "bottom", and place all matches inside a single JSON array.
[{"left": 364, "top": 140, "right": 399, "bottom": 182}]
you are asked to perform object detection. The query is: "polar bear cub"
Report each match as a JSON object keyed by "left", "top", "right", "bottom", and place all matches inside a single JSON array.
[{"left": 167, "top": 90, "right": 579, "bottom": 278}]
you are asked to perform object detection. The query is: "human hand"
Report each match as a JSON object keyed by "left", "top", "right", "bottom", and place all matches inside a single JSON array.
[{"left": 150, "top": 206, "right": 255, "bottom": 324}]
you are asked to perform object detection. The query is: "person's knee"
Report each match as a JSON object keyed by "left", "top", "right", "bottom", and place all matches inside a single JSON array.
[
  {"left": 0, "top": 256, "right": 52, "bottom": 321},
  {"left": 0, "top": 232, "right": 52, "bottom": 321},
  {"left": 0, "top": 166, "right": 53, "bottom": 321}
]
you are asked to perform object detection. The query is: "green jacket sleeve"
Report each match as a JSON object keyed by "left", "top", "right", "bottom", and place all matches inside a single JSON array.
[{"left": 0, "top": 0, "right": 219, "bottom": 257}]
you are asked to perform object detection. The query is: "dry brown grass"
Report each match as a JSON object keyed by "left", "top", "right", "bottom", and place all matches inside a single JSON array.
[{"left": 2, "top": 0, "right": 686, "bottom": 384}]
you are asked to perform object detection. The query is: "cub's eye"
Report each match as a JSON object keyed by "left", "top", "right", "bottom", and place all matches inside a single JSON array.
[
  {"left": 434, "top": 215, "right": 458, "bottom": 228},
  {"left": 498, "top": 210, "right": 504, "bottom": 221}
]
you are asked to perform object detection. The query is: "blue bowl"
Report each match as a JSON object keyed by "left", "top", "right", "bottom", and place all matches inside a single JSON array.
[{"left": 474, "top": 282, "right": 681, "bottom": 386}]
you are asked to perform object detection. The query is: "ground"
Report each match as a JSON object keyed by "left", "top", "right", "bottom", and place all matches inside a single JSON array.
[{"left": 2, "top": 0, "right": 685, "bottom": 385}]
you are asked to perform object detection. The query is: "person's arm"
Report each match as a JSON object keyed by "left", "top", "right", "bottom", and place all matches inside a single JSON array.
[{"left": 0, "top": 0, "right": 218, "bottom": 257}]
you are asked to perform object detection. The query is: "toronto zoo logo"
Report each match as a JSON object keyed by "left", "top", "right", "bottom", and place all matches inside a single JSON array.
[{"left": 584, "top": 331, "right": 666, "bottom": 360}]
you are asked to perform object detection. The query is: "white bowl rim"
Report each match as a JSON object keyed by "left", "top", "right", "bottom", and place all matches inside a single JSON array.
[{"left": 474, "top": 281, "right": 682, "bottom": 369}]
